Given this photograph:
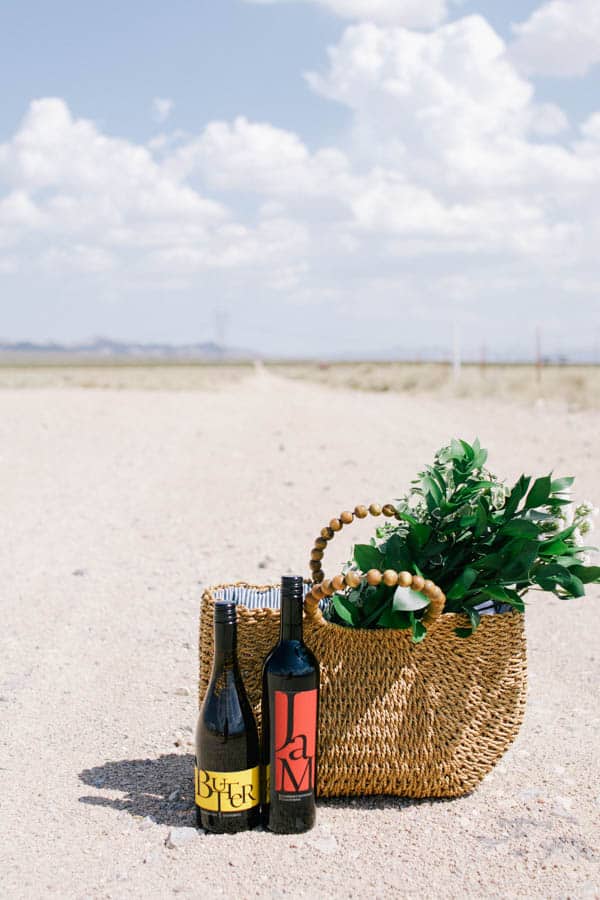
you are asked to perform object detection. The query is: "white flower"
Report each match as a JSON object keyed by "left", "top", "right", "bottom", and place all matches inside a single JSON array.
[
  {"left": 575, "top": 501, "right": 597, "bottom": 517},
  {"left": 491, "top": 484, "right": 508, "bottom": 510}
]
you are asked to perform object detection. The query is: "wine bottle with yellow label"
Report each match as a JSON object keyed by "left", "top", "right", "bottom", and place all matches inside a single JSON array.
[{"left": 195, "top": 600, "right": 260, "bottom": 832}]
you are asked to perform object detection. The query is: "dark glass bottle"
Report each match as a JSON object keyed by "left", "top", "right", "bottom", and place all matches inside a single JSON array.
[
  {"left": 262, "top": 576, "right": 320, "bottom": 833},
  {"left": 195, "top": 600, "right": 260, "bottom": 833}
]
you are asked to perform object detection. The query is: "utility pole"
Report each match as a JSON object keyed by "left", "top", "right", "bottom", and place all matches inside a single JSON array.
[{"left": 214, "top": 307, "right": 229, "bottom": 356}]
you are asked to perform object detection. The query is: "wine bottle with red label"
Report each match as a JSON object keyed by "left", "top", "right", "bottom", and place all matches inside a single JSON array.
[{"left": 261, "top": 575, "right": 319, "bottom": 833}]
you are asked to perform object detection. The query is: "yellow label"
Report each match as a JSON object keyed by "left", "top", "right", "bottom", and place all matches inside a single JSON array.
[{"left": 194, "top": 766, "right": 260, "bottom": 813}]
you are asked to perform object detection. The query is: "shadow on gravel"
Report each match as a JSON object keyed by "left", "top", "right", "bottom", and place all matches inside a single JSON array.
[
  {"left": 79, "top": 753, "right": 455, "bottom": 827},
  {"left": 79, "top": 753, "right": 195, "bottom": 827}
]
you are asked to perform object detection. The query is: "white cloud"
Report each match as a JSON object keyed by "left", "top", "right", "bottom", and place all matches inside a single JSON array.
[
  {"left": 152, "top": 97, "right": 174, "bottom": 123},
  {"left": 510, "top": 0, "right": 600, "bottom": 77},
  {"left": 242, "top": 0, "right": 447, "bottom": 28},
  {"left": 2, "top": 13, "right": 600, "bottom": 352},
  {"left": 0, "top": 99, "right": 306, "bottom": 277}
]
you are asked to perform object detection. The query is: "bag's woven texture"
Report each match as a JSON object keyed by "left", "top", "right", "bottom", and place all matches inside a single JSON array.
[{"left": 199, "top": 583, "right": 527, "bottom": 799}]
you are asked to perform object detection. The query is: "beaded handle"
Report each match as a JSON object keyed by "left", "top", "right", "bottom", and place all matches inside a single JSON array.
[{"left": 304, "top": 503, "right": 446, "bottom": 627}]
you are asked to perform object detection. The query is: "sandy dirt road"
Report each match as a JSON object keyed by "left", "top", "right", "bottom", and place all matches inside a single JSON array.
[{"left": 1, "top": 370, "right": 599, "bottom": 899}]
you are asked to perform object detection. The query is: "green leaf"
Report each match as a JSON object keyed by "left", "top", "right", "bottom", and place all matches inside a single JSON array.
[
  {"left": 467, "top": 607, "right": 481, "bottom": 631},
  {"left": 535, "top": 563, "right": 586, "bottom": 597},
  {"left": 362, "top": 585, "right": 390, "bottom": 626},
  {"left": 539, "top": 539, "right": 571, "bottom": 556},
  {"left": 482, "top": 584, "right": 512, "bottom": 602},
  {"left": 395, "top": 510, "right": 420, "bottom": 527},
  {"left": 483, "top": 586, "right": 525, "bottom": 611},
  {"left": 474, "top": 447, "right": 488, "bottom": 469},
  {"left": 408, "top": 522, "right": 432, "bottom": 550},
  {"left": 409, "top": 612, "right": 427, "bottom": 643},
  {"left": 504, "top": 475, "right": 531, "bottom": 518},
  {"left": 422, "top": 474, "right": 443, "bottom": 507},
  {"left": 569, "top": 565, "right": 600, "bottom": 584},
  {"left": 447, "top": 566, "right": 478, "bottom": 600},
  {"left": 525, "top": 475, "right": 552, "bottom": 509},
  {"left": 392, "top": 586, "right": 429, "bottom": 612},
  {"left": 353, "top": 544, "right": 384, "bottom": 572},
  {"left": 541, "top": 523, "right": 577, "bottom": 544},
  {"left": 550, "top": 476, "right": 574, "bottom": 493},
  {"left": 474, "top": 501, "right": 488, "bottom": 538},
  {"left": 332, "top": 593, "right": 358, "bottom": 626},
  {"left": 377, "top": 607, "right": 395, "bottom": 628},
  {"left": 382, "top": 533, "right": 412, "bottom": 571},
  {"left": 459, "top": 439, "right": 475, "bottom": 461},
  {"left": 454, "top": 627, "right": 474, "bottom": 638},
  {"left": 449, "top": 438, "right": 466, "bottom": 460},
  {"left": 500, "top": 520, "right": 540, "bottom": 539},
  {"left": 376, "top": 607, "right": 411, "bottom": 629},
  {"left": 502, "top": 541, "right": 539, "bottom": 581}
]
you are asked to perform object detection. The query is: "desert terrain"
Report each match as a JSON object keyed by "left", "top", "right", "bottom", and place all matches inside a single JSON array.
[{"left": 0, "top": 363, "right": 598, "bottom": 899}]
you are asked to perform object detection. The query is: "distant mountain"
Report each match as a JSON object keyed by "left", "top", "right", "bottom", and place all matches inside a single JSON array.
[
  {"left": 0, "top": 337, "right": 256, "bottom": 360},
  {"left": 0, "top": 337, "right": 597, "bottom": 365}
]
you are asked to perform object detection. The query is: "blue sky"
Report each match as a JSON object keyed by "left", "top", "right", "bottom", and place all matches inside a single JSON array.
[{"left": 1, "top": 0, "right": 600, "bottom": 357}]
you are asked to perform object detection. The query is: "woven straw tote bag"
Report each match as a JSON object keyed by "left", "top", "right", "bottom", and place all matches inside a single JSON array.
[{"left": 199, "top": 503, "right": 527, "bottom": 798}]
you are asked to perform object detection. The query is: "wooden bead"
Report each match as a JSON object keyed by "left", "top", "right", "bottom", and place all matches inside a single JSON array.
[
  {"left": 329, "top": 518, "right": 342, "bottom": 532},
  {"left": 321, "top": 526, "right": 334, "bottom": 540},
  {"left": 320, "top": 579, "right": 334, "bottom": 596},
  {"left": 423, "top": 579, "right": 435, "bottom": 596},
  {"left": 313, "top": 570, "right": 324, "bottom": 583},
  {"left": 332, "top": 574, "right": 345, "bottom": 592},
  {"left": 310, "top": 549, "right": 324, "bottom": 561},
  {"left": 311, "top": 585, "right": 324, "bottom": 601},
  {"left": 412, "top": 575, "right": 425, "bottom": 592},
  {"left": 309, "top": 559, "right": 323, "bottom": 571},
  {"left": 344, "top": 571, "right": 361, "bottom": 589},
  {"left": 438, "top": 592, "right": 446, "bottom": 605},
  {"left": 354, "top": 505, "right": 368, "bottom": 519},
  {"left": 369, "top": 503, "right": 382, "bottom": 516},
  {"left": 366, "top": 569, "right": 382, "bottom": 586},
  {"left": 382, "top": 504, "right": 396, "bottom": 516},
  {"left": 314, "top": 537, "right": 327, "bottom": 550},
  {"left": 383, "top": 569, "right": 399, "bottom": 587},
  {"left": 430, "top": 586, "right": 443, "bottom": 601},
  {"left": 340, "top": 510, "right": 354, "bottom": 525},
  {"left": 398, "top": 571, "right": 412, "bottom": 587}
]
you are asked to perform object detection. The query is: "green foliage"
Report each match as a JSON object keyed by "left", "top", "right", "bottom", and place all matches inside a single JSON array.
[{"left": 324, "top": 438, "right": 599, "bottom": 642}]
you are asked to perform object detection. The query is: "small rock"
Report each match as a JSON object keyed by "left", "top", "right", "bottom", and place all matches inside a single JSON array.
[
  {"left": 551, "top": 796, "right": 576, "bottom": 820},
  {"left": 168, "top": 790, "right": 180, "bottom": 802},
  {"left": 518, "top": 788, "right": 543, "bottom": 803},
  {"left": 138, "top": 816, "right": 155, "bottom": 831},
  {"left": 175, "top": 687, "right": 191, "bottom": 697},
  {"left": 258, "top": 556, "right": 273, "bottom": 570},
  {"left": 309, "top": 832, "right": 338, "bottom": 855},
  {"left": 165, "top": 827, "right": 198, "bottom": 849},
  {"left": 72, "top": 569, "right": 87, "bottom": 576}
]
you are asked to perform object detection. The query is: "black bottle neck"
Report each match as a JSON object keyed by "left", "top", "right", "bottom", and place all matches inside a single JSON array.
[
  {"left": 280, "top": 591, "right": 304, "bottom": 642},
  {"left": 213, "top": 620, "right": 237, "bottom": 665}
]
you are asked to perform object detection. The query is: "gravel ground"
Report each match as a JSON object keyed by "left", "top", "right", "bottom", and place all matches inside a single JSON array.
[{"left": 0, "top": 369, "right": 599, "bottom": 899}]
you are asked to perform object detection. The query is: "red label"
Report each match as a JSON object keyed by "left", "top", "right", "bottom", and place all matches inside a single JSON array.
[{"left": 274, "top": 689, "right": 317, "bottom": 794}]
